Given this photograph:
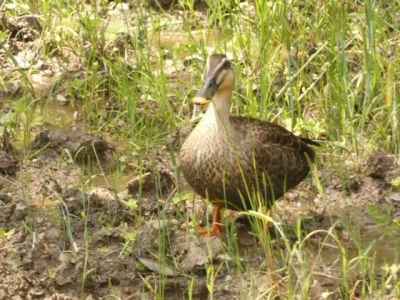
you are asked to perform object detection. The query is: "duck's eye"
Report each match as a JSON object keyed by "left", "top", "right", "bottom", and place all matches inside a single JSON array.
[{"left": 208, "top": 79, "right": 217, "bottom": 88}]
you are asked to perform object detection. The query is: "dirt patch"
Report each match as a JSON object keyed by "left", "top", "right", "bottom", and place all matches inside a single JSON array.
[
  {"left": 0, "top": 150, "right": 18, "bottom": 176},
  {"left": 0, "top": 156, "right": 138, "bottom": 299},
  {"left": 0, "top": 14, "right": 42, "bottom": 43},
  {"left": 0, "top": 130, "right": 18, "bottom": 176},
  {"left": 1, "top": 144, "right": 400, "bottom": 299},
  {"left": 1, "top": 2, "right": 400, "bottom": 299},
  {"left": 31, "top": 128, "right": 115, "bottom": 165}
]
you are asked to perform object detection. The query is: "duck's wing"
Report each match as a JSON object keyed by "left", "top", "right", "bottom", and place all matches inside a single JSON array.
[
  {"left": 230, "top": 116, "right": 317, "bottom": 197},
  {"left": 231, "top": 116, "right": 317, "bottom": 160}
]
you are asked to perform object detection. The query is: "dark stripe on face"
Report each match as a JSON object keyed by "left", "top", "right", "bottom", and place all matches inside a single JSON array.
[
  {"left": 207, "top": 54, "right": 227, "bottom": 73},
  {"left": 196, "top": 54, "right": 232, "bottom": 100},
  {"left": 206, "top": 57, "right": 231, "bottom": 86}
]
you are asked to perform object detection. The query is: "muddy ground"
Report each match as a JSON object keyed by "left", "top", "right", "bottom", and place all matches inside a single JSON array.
[{"left": 1, "top": 126, "right": 399, "bottom": 299}]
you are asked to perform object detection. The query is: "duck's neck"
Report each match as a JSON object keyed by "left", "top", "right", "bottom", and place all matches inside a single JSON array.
[{"left": 202, "top": 89, "right": 232, "bottom": 133}]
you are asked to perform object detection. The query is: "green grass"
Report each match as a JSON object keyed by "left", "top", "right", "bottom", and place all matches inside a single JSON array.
[{"left": 1, "top": 0, "right": 400, "bottom": 299}]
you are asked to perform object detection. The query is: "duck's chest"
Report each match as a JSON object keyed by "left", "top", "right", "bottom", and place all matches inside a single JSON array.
[{"left": 180, "top": 124, "right": 247, "bottom": 179}]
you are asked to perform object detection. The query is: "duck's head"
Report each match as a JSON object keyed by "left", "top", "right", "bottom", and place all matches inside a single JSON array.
[{"left": 192, "top": 54, "right": 234, "bottom": 119}]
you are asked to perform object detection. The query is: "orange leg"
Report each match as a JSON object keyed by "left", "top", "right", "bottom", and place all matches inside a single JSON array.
[{"left": 198, "top": 205, "right": 223, "bottom": 237}]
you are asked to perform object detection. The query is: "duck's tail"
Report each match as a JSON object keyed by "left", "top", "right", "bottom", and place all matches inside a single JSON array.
[
  {"left": 300, "top": 137, "right": 320, "bottom": 162},
  {"left": 300, "top": 137, "right": 321, "bottom": 147}
]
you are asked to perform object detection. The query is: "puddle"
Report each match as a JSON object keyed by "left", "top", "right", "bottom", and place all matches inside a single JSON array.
[
  {"left": 339, "top": 206, "right": 400, "bottom": 265},
  {"left": 295, "top": 204, "right": 400, "bottom": 286},
  {"left": 86, "top": 172, "right": 133, "bottom": 192},
  {"left": 41, "top": 101, "right": 77, "bottom": 128}
]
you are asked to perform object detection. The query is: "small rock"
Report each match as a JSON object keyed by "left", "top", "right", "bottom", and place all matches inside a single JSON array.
[
  {"left": 387, "top": 193, "right": 400, "bottom": 203},
  {"left": 134, "top": 222, "right": 159, "bottom": 256},
  {"left": 117, "top": 190, "right": 130, "bottom": 201},
  {"left": 0, "top": 192, "right": 12, "bottom": 204},
  {"left": 28, "top": 288, "right": 44, "bottom": 297},
  {"left": 14, "top": 202, "right": 28, "bottom": 221},
  {"left": 89, "top": 187, "right": 116, "bottom": 204},
  {"left": 31, "top": 129, "right": 114, "bottom": 164},
  {"left": 62, "top": 188, "right": 86, "bottom": 213},
  {"left": 46, "top": 227, "right": 61, "bottom": 241},
  {"left": 180, "top": 243, "right": 207, "bottom": 272},
  {"left": 285, "top": 191, "right": 299, "bottom": 202},
  {"left": 2, "top": 14, "right": 41, "bottom": 42},
  {"left": 30, "top": 72, "right": 58, "bottom": 96},
  {"left": 346, "top": 176, "right": 362, "bottom": 193},
  {"left": 0, "top": 81, "right": 21, "bottom": 99},
  {"left": 127, "top": 161, "right": 175, "bottom": 200},
  {"left": 137, "top": 256, "right": 177, "bottom": 276},
  {"left": 174, "top": 235, "right": 224, "bottom": 272},
  {"left": 16, "top": 15, "right": 42, "bottom": 32},
  {"left": 55, "top": 94, "right": 69, "bottom": 105},
  {"left": 0, "top": 151, "right": 18, "bottom": 175},
  {"left": 127, "top": 172, "right": 153, "bottom": 195},
  {"left": 55, "top": 267, "right": 74, "bottom": 287},
  {"left": 367, "top": 152, "right": 396, "bottom": 180}
]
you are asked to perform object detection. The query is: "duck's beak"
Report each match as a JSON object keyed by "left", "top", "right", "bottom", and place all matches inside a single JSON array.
[
  {"left": 191, "top": 78, "right": 216, "bottom": 121},
  {"left": 191, "top": 97, "right": 210, "bottom": 121},
  {"left": 193, "top": 96, "right": 210, "bottom": 106}
]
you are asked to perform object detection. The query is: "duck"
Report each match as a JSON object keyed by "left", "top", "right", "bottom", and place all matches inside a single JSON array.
[{"left": 179, "top": 54, "right": 318, "bottom": 236}]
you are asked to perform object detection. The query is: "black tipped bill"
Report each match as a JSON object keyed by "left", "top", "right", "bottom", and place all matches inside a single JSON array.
[
  {"left": 193, "top": 54, "right": 231, "bottom": 103},
  {"left": 191, "top": 54, "right": 231, "bottom": 120}
]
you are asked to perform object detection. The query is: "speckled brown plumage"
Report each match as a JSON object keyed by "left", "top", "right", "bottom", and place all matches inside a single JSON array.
[
  {"left": 179, "top": 54, "right": 318, "bottom": 212},
  {"left": 180, "top": 115, "right": 317, "bottom": 211}
]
